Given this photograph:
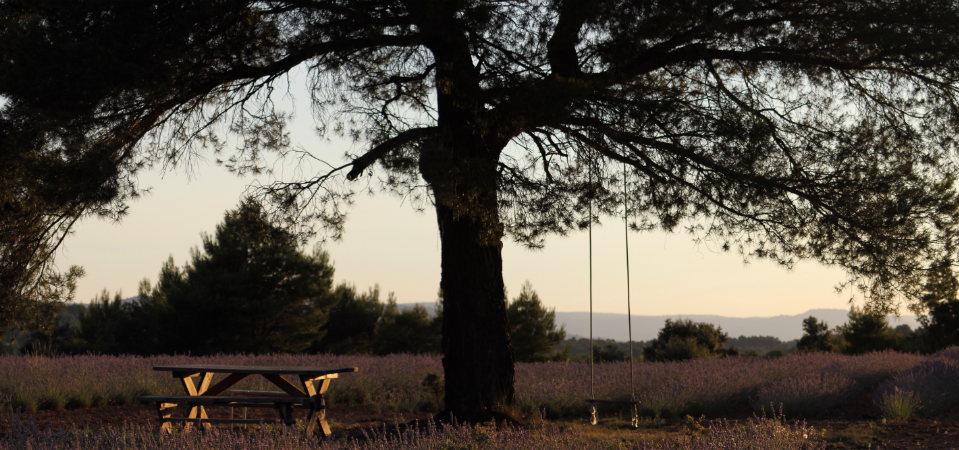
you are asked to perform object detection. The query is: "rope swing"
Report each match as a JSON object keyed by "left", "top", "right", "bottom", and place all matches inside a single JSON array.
[{"left": 586, "top": 160, "right": 639, "bottom": 428}]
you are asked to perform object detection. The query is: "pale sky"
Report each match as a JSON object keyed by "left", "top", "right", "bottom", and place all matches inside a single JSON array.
[
  {"left": 56, "top": 144, "right": 865, "bottom": 317},
  {"left": 54, "top": 68, "right": 875, "bottom": 318}
]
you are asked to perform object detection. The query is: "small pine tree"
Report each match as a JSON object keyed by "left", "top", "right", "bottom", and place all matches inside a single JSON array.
[
  {"left": 372, "top": 295, "right": 441, "bottom": 355},
  {"left": 316, "top": 284, "right": 385, "bottom": 354},
  {"left": 915, "top": 259, "right": 959, "bottom": 351},
  {"left": 797, "top": 316, "right": 839, "bottom": 353},
  {"left": 507, "top": 281, "right": 566, "bottom": 362},
  {"left": 77, "top": 290, "right": 127, "bottom": 354},
  {"left": 837, "top": 306, "right": 902, "bottom": 354}
]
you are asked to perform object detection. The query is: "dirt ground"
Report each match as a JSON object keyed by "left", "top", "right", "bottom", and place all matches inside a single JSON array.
[
  {"left": 0, "top": 403, "right": 435, "bottom": 438},
  {"left": 2, "top": 404, "right": 959, "bottom": 449}
]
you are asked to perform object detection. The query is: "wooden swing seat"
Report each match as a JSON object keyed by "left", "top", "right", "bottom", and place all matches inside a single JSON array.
[{"left": 585, "top": 399, "right": 639, "bottom": 405}]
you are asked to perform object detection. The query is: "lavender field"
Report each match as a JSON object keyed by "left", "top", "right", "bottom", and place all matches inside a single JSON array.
[{"left": 2, "top": 348, "right": 959, "bottom": 421}]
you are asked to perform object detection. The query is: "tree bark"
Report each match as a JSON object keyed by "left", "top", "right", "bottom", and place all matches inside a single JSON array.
[
  {"left": 434, "top": 200, "right": 514, "bottom": 419},
  {"left": 420, "top": 134, "right": 515, "bottom": 421}
]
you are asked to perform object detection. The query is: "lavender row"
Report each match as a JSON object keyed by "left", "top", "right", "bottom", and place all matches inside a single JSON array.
[
  {"left": 873, "top": 347, "right": 959, "bottom": 419},
  {"left": 0, "top": 354, "right": 441, "bottom": 413},
  {"left": 1, "top": 350, "right": 955, "bottom": 419},
  {"left": 751, "top": 350, "right": 924, "bottom": 418},
  {"left": 518, "top": 352, "right": 848, "bottom": 418}
]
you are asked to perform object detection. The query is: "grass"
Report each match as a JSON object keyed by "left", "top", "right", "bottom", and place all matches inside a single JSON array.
[
  {"left": 0, "top": 411, "right": 829, "bottom": 449},
  {"left": 821, "top": 422, "right": 881, "bottom": 449},
  {"left": 877, "top": 387, "right": 922, "bottom": 421}
]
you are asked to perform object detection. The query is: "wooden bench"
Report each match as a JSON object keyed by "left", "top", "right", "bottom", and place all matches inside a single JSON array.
[
  {"left": 225, "top": 390, "right": 288, "bottom": 421},
  {"left": 138, "top": 394, "right": 317, "bottom": 427}
]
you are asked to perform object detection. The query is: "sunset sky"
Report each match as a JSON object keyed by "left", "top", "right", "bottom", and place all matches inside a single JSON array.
[
  {"left": 55, "top": 69, "right": 876, "bottom": 318},
  {"left": 56, "top": 146, "right": 866, "bottom": 318}
]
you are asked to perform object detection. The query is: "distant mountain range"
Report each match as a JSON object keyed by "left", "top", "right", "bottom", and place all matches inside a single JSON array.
[{"left": 395, "top": 304, "right": 921, "bottom": 342}]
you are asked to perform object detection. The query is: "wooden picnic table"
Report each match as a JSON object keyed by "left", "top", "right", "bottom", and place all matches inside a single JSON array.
[{"left": 137, "top": 364, "right": 358, "bottom": 436}]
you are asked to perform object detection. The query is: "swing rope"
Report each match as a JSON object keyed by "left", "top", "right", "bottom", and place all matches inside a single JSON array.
[
  {"left": 588, "top": 160, "right": 594, "bottom": 402},
  {"left": 586, "top": 160, "right": 638, "bottom": 427},
  {"left": 624, "top": 161, "right": 635, "bottom": 402}
]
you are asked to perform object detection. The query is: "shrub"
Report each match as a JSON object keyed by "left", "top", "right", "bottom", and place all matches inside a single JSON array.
[
  {"left": 877, "top": 387, "right": 922, "bottom": 421},
  {"left": 644, "top": 319, "right": 735, "bottom": 362}
]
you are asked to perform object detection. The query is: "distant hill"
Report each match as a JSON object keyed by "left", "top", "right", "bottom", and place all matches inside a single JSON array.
[
  {"left": 555, "top": 309, "right": 920, "bottom": 342},
  {"left": 395, "top": 304, "right": 920, "bottom": 342}
]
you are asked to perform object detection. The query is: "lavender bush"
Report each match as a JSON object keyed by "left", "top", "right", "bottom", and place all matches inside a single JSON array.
[
  {"left": 873, "top": 348, "right": 959, "bottom": 419},
  {"left": 751, "top": 351, "right": 923, "bottom": 419}
]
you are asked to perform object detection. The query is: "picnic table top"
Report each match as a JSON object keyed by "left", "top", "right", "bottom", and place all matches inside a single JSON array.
[{"left": 152, "top": 364, "right": 359, "bottom": 377}]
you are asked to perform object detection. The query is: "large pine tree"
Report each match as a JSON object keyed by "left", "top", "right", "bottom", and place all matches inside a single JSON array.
[{"left": 5, "top": 0, "right": 959, "bottom": 419}]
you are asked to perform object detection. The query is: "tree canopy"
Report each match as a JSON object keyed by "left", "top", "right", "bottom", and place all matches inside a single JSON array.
[
  {"left": 6, "top": 0, "right": 959, "bottom": 418},
  {"left": 73, "top": 200, "right": 338, "bottom": 356}
]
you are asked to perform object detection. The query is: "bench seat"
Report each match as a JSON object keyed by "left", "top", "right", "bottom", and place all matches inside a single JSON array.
[
  {"left": 226, "top": 390, "right": 289, "bottom": 398},
  {"left": 138, "top": 394, "right": 313, "bottom": 404},
  {"left": 138, "top": 394, "right": 319, "bottom": 430}
]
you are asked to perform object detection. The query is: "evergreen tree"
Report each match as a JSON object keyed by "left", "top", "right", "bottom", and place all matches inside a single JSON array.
[
  {"left": 315, "top": 284, "right": 386, "bottom": 355},
  {"left": 507, "top": 281, "right": 566, "bottom": 362},
  {"left": 372, "top": 297, "right": 442, "bottom": 355},
  {"left": 68, "top": 289, "right": 156, "bottom": 355},
  {"left": 797, "top": 316, "right": 839, "bottom": 353},
  {"left": 913, "top": 259, "right": 959, "bottom": 351},
  {"left": 0, "top": 115, "right": 87, "bottom": 333},
  {"left": 836, "top": 306, "right": 902, "bottom": 354},
  {"left": 643, "top": 319, "right": 735, "bottom": 362},
  {"left": 591, "top": 342, "right": 628, "bottom": 362},
  {"left": 19, "top": 305, "right": 85, "bottom": 356},
  {"left": 77, "top": 290, "right": 129, "bottom": 354},
  {"left": 9, "top": 0, "right": 959, "bottom": 419},
  {"left": 142, "top": 199, "right": 337, "bottom": 355}
]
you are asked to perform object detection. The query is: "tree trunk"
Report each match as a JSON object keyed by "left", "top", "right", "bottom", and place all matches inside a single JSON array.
[
  {"left": 421, "top": 135, "right": 515, "bottom": 421},
  {"left": 435, "top": 201, "right": 515, "bottom": 419}
]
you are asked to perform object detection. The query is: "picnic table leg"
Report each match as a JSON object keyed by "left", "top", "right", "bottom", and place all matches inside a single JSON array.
[
  {"left": 156, "top": 402, "right": 177, "bottom": 433},
  {"left": 195, "top": 372, "right": 213, "bottom": 429},
  {"left": 300, "top": 375, "right": 333, "bottom": 436},
  {"left": 273, "top": 402, "right": 295, "bottom": 427},
  {"left": 303, "top": 400, "right": 318, "bottom": 435},
  {"left": 178, "top": 372, "right": 214, "bottom": 430}
]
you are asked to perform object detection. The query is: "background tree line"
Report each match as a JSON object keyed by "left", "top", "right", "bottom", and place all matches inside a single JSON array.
[
  {"left": 14, "top": 198, "right": 959, "bottom": 361},
  {"left": 795, "top": 260, "right": 959, "bottom": 356},
  {"left": 9, "top": 200, "right": 567, "bottom": 360}
]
